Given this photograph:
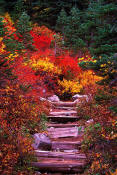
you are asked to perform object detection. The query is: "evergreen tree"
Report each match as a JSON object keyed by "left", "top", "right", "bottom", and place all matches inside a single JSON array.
[
  {"left": 85, "top": 0, "right": 117, "bottom": 57},
  {"left": 56, "top": 8, "right": 68, "bottom": 41},
  {"left": 23, "top": 0, "right": 90, "bottom": 28},
  {"left": 16, "top": 11, "right": 34, "bottom": 50},
  {"left": 65, "top": 7, "right": 86, "bottom": 52},
  {"left": 12, "top": 0, "right": 26, "bottom": 20},
  {"left": 56, "top": 0, "right": 117, "bottom": 57},
  {"left": 56, "top": 7, "right": 86, "bottom": 53},
  {"left": 0, "top": 0, "right": 6, "bottom": 15},
  {"left": 0, "top": 17, "right": 5, "bottom": 36}
]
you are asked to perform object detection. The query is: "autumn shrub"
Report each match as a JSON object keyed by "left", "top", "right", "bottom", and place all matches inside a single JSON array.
[
  {"left": 55, "top": 53, "right": 81, "bottom": 80},
  {"left": 29, "top": 56, "right": 61, "bottom": 75},
  {"left": 0, "top": 83, "right": 49, "bottom": 174},
  {"left": 78, "top": 70, "right": 103, "bottom": 91},
  {"left": 30, "top": 25, "right": 54, "bottom": 51},
  {"left": 0, "top": 14, "right": 50, "bottom": 174},
  {"left": 79, "top": 53, "right": 117, "bottom": 87},
  {"left": 77, "top": 85, "right": 117, "bottom": 175},
  {"left": 57, "top": 79, "right": 83, "bottom": 100}
]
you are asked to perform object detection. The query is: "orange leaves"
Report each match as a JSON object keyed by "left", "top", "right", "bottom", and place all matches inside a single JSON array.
[
  {"left": 18, "top": 134, "right": 33, "bottom": 155},
  {"left": 79, "top": 70, "right": 103, "bottom": 88},
  {"left": 0, "top": 144, "right": 19, "bottom": 174},
  {"left": 80, "top": 85, "right": 117, "bottom": 175},
  {"left": 0, "top": 82, "right": 49, "bottom": 174},
  {"left": 2, "top": 13, "right": 16, "bottom": 35}
]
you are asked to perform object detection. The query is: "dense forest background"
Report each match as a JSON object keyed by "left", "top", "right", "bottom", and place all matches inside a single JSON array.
[{"left": 1, "top": 0, "right": 117, "bottom": 56}]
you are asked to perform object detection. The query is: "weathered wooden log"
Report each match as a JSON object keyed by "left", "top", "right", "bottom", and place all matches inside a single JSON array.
[
  {"left": 50, "top": 111, "right": 77, "bottom": 116},
  {"left": 52, "top": 140, "right": 82, "bottom": 150},
  {"left": 48, "top": 115, "right": 80, "bottom": 123},
  {"left": 35, "top": 150, "right": 86, "bottom": 160},
  {"left": 46, "top": 123, "right": 79, "bottom": 128},
  {"left": 47, "top": 127, "right": 79, "bottom": 138},
  {"left": 31, "top": 159, "right": 86, "bottom": 173},
  {"left": 53, "top": 106, "right": 77, "bottom": 110},
  {"left": 51, "top": 101, "right": 76, "bottom": 107}
]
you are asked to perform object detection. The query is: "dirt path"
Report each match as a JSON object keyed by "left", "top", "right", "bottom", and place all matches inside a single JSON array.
[{"left": 33, "top": 101, "right": 87, "bottom": 174}]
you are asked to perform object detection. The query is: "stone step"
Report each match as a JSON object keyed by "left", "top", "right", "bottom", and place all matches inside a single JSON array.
[
  {"left": 50, "top": 111, "right": 77, "bottom": 116},
  {"left": 32, "top": 159, "right": 86, "bottom": 173},
  {"left": 35, "top": 150, "right": 86, "bottom": 160}
]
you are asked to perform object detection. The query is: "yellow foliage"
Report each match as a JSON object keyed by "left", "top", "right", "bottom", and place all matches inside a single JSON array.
[
  {"left": 29, "top": 57, "right": 62, "bottom": 75},
  {"left": 78, "top": 70, "right": 102, "bottom": 87},
  {"left": 58, "top": 79, "right": 83, "bottom": 95},
  {"left": 0, "top": 37, "right": 5, "bottom": 53},
  {"left": 4, "top": 12, "right": 14, "bottom": 25},
  {"left": 2, "top": 13, "right": 16, "bottom": 36},
  {"left": 7, "top": 52, "right": 19, "bottom": 61}
]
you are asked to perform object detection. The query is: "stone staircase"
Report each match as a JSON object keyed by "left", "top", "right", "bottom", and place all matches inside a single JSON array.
[{"left": 32, "top": 101, "right": 87, "bottom": 174}]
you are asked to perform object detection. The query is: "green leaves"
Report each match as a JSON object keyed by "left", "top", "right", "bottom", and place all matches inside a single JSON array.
[
  {"left": 94, "top": 123, "right": 101, "bottom": 131},
  {"left": 0, "top": 17, "right": 5, "bottom": 37},
  {"left": 16, "top": 12, "right": 34, "bottom": 50},
  {"left": 16, "top": 12, "right": 32, "bottom": 35},
  {"left": 56, "top": 6, "right": 86, "bottom": 52}
]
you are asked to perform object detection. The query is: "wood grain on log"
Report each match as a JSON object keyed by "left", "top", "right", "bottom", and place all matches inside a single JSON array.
[
  {"left": 47, "top": 127, "right": 78, "bottom": 138},
  {"left": 31, "top": 159, "right": 86, "bottom": 173},
  {"left": 51, "top": 101, "right": 76, "bottom": 107},
  {"left": 46, "top": 123, "right": 79, "bottom": 128},
  {"left": 50, "top": 111, "right": 77, "bottom": 116},
  {"left": 35, "top": 150, "right": 86, "bottom": 160}
]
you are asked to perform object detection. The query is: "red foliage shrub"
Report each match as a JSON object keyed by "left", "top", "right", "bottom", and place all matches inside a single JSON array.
[
  {"left": 30, "top": 30, "right": 52, "bottom": 51},
  {"left": 56, "top": 53, "right": 82, "bottom": 79}
]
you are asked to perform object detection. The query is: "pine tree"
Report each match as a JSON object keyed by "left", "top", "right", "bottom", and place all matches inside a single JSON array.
[
  {"left": 56, "top": 8, "right": 68, "bottom": 34},
  {"left": 84, "top": 0, "right": 117, "bottom": 57},
  {"left": 56, "top": 7, "right": 86, "bottom": 53},
  {"left": 16, "top": 11, "right": 34, "bottom": 50},
  {"left": 12, "top": 0, "right": 25, "bottom": 21},
  {"left": 0, "top": 17, "right": 5, "bottom": 36},
  {"left": 0, "top": 0, "right": 6, "bottom": 15}
]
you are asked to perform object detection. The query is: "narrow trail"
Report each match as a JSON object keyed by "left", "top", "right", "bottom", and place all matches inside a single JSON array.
[{"left": 32, "top": 101, "right": 87, "bottom": 174}]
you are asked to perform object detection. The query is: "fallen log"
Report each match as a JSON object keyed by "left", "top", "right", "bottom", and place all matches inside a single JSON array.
[
  {"left": 35, "top": 150, "right": 86, "bottom": 160},
  {"left": 31, "top": 159, "right": 86, "bottom": 173},
  {"left": 47, "top": 127, "right": 79, "bottom": 138},
  {"left": 52, "top": 140, "right": 82, "bottom": 150},
  {"left": 51, "top": 101, "right": 76, "bottom": 107},
  {"left": 46, "top": 122, "right": 79, "bottom": 128},
  {"left": 50, "top": 111, "right": 77, "bottom": 116}
]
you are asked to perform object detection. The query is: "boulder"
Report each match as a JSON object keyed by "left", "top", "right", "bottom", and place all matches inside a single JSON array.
[
  {"left": 39, "top": 97, "right": 47, "bottom": 101},
  {"left": 74, "top": 99, "right": 81, "bottom": 105},
  {"left": 86, "top": 119, "right": 94, "bottom": 125},
  {"left": 48, "top": 95, "right": 60, "bottom": 102},
  {"left": 72, "top": 94, "right": 89, "bottom": 102},
  {"left": 32, "top": 133, "right": 52, "bottom": 150}
]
